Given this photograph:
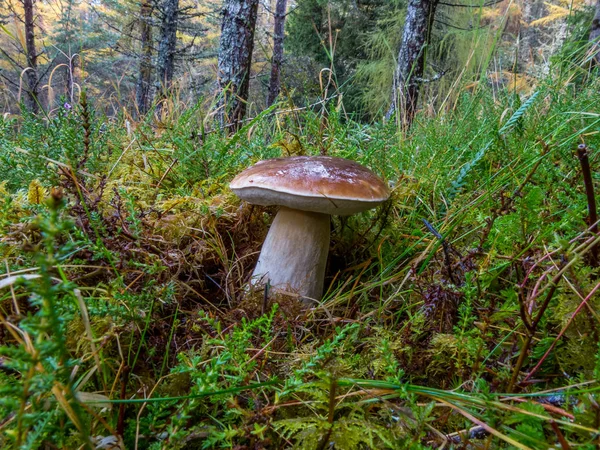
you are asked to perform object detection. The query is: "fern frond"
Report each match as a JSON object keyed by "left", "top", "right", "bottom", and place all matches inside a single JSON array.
[{"left": 22, "top": 411, "right": 55, "bottom": 450}]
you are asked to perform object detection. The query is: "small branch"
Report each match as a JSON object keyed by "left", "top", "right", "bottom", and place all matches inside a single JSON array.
[
  {"left": 509, "top": 233, "right": 600, "bottom": 391},
  {"left": 0, "top": 70, "right": 20, "bottom": 88},
  {"left": 434, "top": 18, "right": 488, "bottom": 31},
  {"left": 35, "top": 54, "right": 61, "bottom": 84},
  {"left": 423, "top": 218, "right": 457, "bottom": 285},
  {"left": 438, "top": 0, "right": 503, "bottom": 7},
  {"left": 0, "top": 46, "right": 25, "bottom": 70},
  {"left": 549, "top": 420, "right": 572, "bottom": 450},
  {"left": 576, "top": 143, "right": 598, "bottom": 266},
  {"left": 413, "top": 70, "right": 447, "bottom": 84},
  {"left": 523, "top": 279, "right": 600, "bottom": 383}
]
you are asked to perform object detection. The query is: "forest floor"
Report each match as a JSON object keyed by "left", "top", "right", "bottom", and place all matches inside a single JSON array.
[{"left": 1, "top": 71, "right": 600, "bottom": 449}]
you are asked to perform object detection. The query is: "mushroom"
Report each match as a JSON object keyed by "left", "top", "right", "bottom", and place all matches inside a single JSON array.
[{"left": 230, "top": 156, "right": 390, "bottom": 303}]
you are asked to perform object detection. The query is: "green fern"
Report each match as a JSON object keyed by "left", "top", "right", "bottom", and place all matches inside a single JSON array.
[
  {"left": 22, "top": 410, "right": 56, "bottom": 450},
  {"left": 274, "top": 413, "right": 397, "bottom": 450}
]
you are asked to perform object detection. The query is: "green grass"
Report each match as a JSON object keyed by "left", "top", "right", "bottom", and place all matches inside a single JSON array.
[{"left": 1, "top": 66, "right": 600, "bottom": 449}]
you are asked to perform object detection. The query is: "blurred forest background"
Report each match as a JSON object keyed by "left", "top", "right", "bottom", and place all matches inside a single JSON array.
[{"left": 0, "top": 0, "right": 596, "bottom": 121}]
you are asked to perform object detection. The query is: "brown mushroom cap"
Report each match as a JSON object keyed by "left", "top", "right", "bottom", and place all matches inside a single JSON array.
[{"left": 230, "top": 156, "right": 390, "bottom": 215}]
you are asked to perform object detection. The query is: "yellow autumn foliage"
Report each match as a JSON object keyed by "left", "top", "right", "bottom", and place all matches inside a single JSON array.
[
  {"left": 488, "top": 71, "right": 535, "bottom": 94},
  {"left": 0, "top": 181, "right": 8, "bottom": 198},
  {"left": 529, "top": 0, "right": 585, "bottom": 27},
  {"left": 481, "top": 2, "right": 521, "bottom": 25},
  {"left": 27, "top": 179, "right": 46, "bottom": 205}
]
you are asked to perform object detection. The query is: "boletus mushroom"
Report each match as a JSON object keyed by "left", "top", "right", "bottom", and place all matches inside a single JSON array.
[{"left": 230, "top": 156, "right": 390, "bottom": 303}]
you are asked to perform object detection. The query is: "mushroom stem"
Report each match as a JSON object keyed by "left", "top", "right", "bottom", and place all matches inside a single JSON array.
[{"left": 252, "top": 207, "right": 330, "bottom": 303}]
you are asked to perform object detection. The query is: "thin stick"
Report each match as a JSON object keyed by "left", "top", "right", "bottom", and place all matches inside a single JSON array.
[{"left": 576, "top": 144, "right": 598, "bottom": 266}]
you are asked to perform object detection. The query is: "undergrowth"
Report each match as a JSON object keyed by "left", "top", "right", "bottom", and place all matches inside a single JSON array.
[{"left": 1, "top": 68, "right": 600, "bottom": 448}]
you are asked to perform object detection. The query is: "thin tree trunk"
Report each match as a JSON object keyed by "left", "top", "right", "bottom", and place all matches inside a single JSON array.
[
  {"left": 591, "top": 0, "right": 600, "bottom": 66},
  {"left": 23, "top": 0, "right": 39, "bottom": 112},
  {"left": 216, "top": 0, "right": 260, "bottom": 130},
  {"left": 386, "top": 0, "right": 439, "bottom": 128},
  {"left": 155, "top": 0, "right": 179, "bottom": 110},
  {"left": 61, "top": 0, "right": 74, "bottom": 103},
  {"left": 136, "top": 0, "right": 153, "bottom": 115},
  {"left": 266, "top": 0, "right": 287, "bottom": 106},
  {"left": 60, "top": 0, "right": 75, "bottom": 103},
  {"left": 65, "top": 54, "right": 78, "bottom": 105}
]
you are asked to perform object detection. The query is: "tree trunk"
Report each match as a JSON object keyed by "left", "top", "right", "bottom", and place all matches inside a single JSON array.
[
  {"left": 591, "top": 0, "right": 600, "bottom": 66},
  {"left": 386, "top": 0, "right": 439, "bottom": 128},
  {"left": 216, "top": 0, "right": 260, "bottom": 130},
  {"left": 66, "top": 55, "right": 73, "bottom": 103},
  {"left": 266, "top": 0, "right": 287, "bottom": 106},
  {"left": 155, "top": 0, "right": 179, "bottom": 107},
  {"left": 23, "top": 0, "right": 39, "bottom": 113},
  {"left": 136, "top": 0, "right": 154, "bottom": 115},
  {"left": 60, "top": 0, "right": 75, "bottom": 104},
  {"left": 65, "top": 54, "right": 78, "bottom": 105}
]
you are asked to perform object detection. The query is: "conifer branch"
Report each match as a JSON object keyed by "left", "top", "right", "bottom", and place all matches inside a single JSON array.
[{"left": 438, "top": 0, "right": 503, "bottom": 7}]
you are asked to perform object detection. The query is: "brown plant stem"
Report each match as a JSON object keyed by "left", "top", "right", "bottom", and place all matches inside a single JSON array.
[
  {"left": 576, "top": 144, "right": 598, "bottom": 266},
  {"left": 79, "top": 91, "right": 91, "bottom": 172},
  {"left": 523, "top": 280, "right": 600, "bottom": 383},
  {"left": 509, "top": 259, "right": 569, "bottom": 392},
  {"left": 509, "top": 232, "right": 600, "bottom": 391},
  {"left": 550, "top": 420, "right": 571, "bottom": 450},
  {"left": 507, "top": 333, "right": 532, "bottom": 392}
]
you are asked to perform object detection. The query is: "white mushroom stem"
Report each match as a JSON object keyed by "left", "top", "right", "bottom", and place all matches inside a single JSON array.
[{"left": 252, "top": 207, "right": 330, "bottom": 303}]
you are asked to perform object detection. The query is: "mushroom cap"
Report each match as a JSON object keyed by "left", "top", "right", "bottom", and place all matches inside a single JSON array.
[{"left": 230, "top": 156, "right": 390, "bottom": 215}]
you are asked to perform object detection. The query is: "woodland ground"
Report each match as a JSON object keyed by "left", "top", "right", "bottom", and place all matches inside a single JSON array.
[{"left": 1, "top": 61, "right": 600, "bottom": 448}]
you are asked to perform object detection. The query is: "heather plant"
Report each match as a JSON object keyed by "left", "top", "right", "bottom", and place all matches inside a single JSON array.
[{"left": 0, "top": 191, "right": 91, "bottom": 449}]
